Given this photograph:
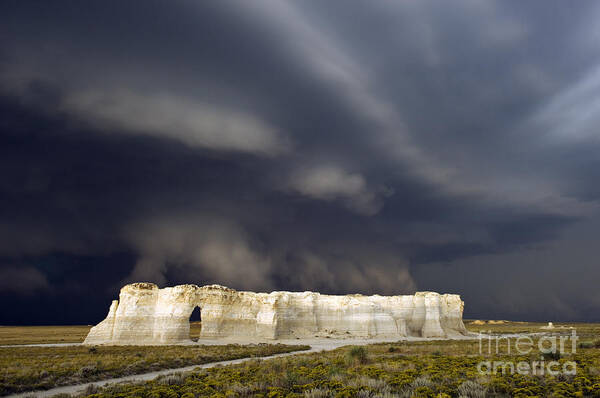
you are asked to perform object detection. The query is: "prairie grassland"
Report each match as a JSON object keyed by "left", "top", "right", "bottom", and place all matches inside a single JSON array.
[
  {"left": 78, "top": 337, "right": 600, "bottom": 398},
  {"left": 0, "top": 323, "right": 204, "bottom": 345},
  {"left": 465, "top": 320, "right": 600, "bottom": 338},
  {"left": 0, "top": 344, "right": 309, "bottom": 396},
  {"left": 0, "top": 325, "right": 92, "bottom": 345},
  {"left": 70, "top": 322, "right": 600, "bottom": 398}
]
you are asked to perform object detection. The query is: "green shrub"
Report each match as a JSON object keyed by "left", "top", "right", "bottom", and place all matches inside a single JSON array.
[
  {"left": 544, "top": 350, "right": 561, "bottom": 360},
  {"left": 346, "top": 347, "right": 368, "bottom": 365}
]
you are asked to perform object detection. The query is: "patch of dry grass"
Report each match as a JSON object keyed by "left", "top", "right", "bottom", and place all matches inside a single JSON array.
[
  {"left": 465, "top": 320, "right": 600, "bottom": 338},
  {"left": 0, "top": 343, "right": 309, "bottom": 396},
  {"left": 0, "top": 323, "right": 205, "bottom": 345},
  {"left": 0, "top": 325, "right": 92, "bottom": 345}
]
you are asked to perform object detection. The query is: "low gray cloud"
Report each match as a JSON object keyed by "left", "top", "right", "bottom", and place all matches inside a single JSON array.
[
  {"left": 62, "top": 90, "right": 289, "bottom": 156},
  {"left": 122, "top": 214, "right": 273, "bottom": 291},
  {"left": 0, "top": 70, "right": 288, "bottom": 156},
  {"left": 287, "top": 166, "right": 387, "bottom": 215},
  {"left": 275, "top": 249, "right": 415, "bottom": 296},
  {"left": 121, "top": 210, "right": 417, "bottom": 295}
]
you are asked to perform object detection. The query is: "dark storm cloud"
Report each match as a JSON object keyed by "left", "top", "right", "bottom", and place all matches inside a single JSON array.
[{"left": 1, "top": 0, "right": 599, "bottom": 323}]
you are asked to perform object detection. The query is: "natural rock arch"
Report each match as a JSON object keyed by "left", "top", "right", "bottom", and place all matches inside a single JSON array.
[
  {"left": 189, "top": 306, "right": 201, "bottom": 341},
  {"left": 189, "top": 306, "right": 202, "bottom": 322}
]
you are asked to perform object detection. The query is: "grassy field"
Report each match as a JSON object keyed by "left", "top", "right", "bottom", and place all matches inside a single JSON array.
[
  {"left": 0, "top": 323, "right": 204, "bottom": 345},
  {"left": 75, "top": 338, "right": 600, "bottom": 398},
  {"left": 0, "top": 325, "right": 92, "bottom": 345},
  {"left": 0, "top": 343, "right": 309, "bottom": 396},
  {"left": 63, "top": 322, "right": 600, "bottom": 398},
  {"left": 465, "top": 320, "right": 600, "bottom": 337}
]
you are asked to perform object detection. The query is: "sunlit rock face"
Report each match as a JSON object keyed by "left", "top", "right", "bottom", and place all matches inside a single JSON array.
[{"left": 84, "top": 283, "right": 468, "bottom": 345}]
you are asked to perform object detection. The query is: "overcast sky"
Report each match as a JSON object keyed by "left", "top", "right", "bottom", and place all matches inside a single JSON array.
[{"left": 1, "top": 1, "right": 600, "bottom": 324}]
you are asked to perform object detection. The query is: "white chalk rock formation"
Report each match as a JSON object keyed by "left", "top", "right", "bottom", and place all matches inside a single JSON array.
[{"left": 84, "top": 283, "right": 468, "bottom": 345}]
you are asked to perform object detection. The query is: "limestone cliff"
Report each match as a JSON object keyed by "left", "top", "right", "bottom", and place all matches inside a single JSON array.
[{"left": 84, "top": 283, "right": 468, "bottom": 345}]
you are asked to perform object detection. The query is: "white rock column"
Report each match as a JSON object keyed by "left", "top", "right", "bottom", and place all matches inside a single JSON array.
[
  {"left": 420, "top": 292, "right": 446, "bottom": 338},
  {"left": 110, "top": 283, "right": 160, "bottom": 344},
  {"left": 83, "top": 300, "right": 119, "bottom": 344},
  {"left": 152, "top": 285, "right": 199, "bottom": 344}
]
